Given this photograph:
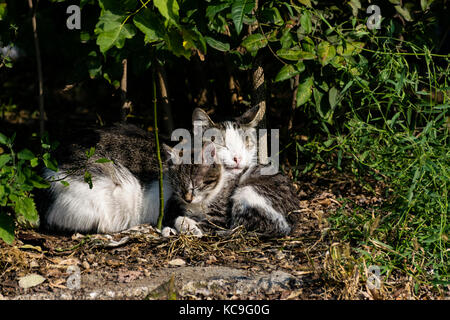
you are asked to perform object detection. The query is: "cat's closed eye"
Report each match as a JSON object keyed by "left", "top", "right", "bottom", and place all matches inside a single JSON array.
[{"left": 203, "top": 179, "right": 217, "bottom": 185}]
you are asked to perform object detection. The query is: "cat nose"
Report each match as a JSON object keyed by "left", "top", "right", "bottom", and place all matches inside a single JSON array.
[
  {"left": 184, "top": 192, "right": 193, "bottom": 203},
  {"left": 233, "top": 156, "right": 240, "bottom": 166}
]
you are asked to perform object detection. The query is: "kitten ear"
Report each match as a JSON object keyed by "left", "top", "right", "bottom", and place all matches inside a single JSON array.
[
  {"left": 236, "top": 105, "right": 265, "bottom": 128},
  {"left": 202, "top": 142, "right": 216, "bottom": 165},
  {"left": 192, "top": 108, "right": 215, "bottom": 127}
]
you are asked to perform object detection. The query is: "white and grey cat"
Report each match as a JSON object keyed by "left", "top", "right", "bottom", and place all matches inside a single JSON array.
[{"left": 42, "top": 106, "right": 263, "bottom": 233}]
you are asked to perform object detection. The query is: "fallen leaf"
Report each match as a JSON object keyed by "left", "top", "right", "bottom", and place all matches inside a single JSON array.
[
  {"left": 168, "top": 258, "right": 186, "bottom": 266},
  {"left": 18, "top": 274, "right": 46, "bottom": 289}
]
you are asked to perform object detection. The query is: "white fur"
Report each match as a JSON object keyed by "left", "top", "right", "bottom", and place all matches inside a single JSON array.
[
  {"left": 141, "top": 177, "right": 173, "bottom": 226},
  {"left": 173, "top": 216, "right": 203, "bottom": 237},
  {"left": 44, "top": 166, "right": 172, "bottom": 233},
  {"left": 214, "top": 122, "right": 257, "bottom": 173},
  {"left": 231, "top": 185, "right": 290, "bottom": 234}
]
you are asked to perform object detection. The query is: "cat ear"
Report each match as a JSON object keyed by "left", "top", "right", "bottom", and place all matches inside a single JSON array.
[
  {"left": 192, "top": 108, "right": 215, "bottom": 127},
  {"left": 202, "top": 142, "right": 216, "bottom": 165},
  {"left": 162, "top": 144, "right": 180, "bottom": 165},
  {"left": 236, "top": 105, "right": 265, "bottom": 128}
]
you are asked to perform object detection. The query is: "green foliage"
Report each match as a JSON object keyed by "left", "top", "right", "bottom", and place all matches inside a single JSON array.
[
  {"left": 0, "top": 0, "right": 448, "bottom": 290},
  {"left": 0, "top": 133, "right": 57, "bottom": 244}
]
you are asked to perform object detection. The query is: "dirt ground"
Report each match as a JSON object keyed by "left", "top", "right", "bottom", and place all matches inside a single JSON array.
[{"left": 0, "top": 170, "right": 447, "bottom": 300}]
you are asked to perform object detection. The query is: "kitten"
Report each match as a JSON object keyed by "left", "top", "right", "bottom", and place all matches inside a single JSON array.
[
  {"left": 42, "top": 107, "right": 263, "bottom": 233},
  {"left": 162, "top": 143, "right": 239, "bottom": 237},
  {"left": 163, "top": 146, "right": 300, "bottom": 238}
]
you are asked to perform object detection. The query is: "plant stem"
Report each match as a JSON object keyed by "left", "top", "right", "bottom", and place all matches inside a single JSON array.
[{"left": 154, "top": 68, "right": 165, "bottom": 230}]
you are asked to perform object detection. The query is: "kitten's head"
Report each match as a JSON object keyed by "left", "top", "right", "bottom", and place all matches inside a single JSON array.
[
  {"left": 164, "top": 143, "right": 223, "bottom": 205},
  {"left": 192, "top": 106, "right": 264, "bottom": 174}
]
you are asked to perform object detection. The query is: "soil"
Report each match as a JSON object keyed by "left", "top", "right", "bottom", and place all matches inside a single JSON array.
[{"left": 0, "top": 171, "right": 447, "bottom": 300}]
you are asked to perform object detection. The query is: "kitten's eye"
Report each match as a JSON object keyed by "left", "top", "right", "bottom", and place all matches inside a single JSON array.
[{"left": 203, "top": 179, "right": 216, "bottom": 185}]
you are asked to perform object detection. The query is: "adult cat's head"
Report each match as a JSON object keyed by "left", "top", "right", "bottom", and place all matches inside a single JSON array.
[{"left": 192, "top": 106, "right": 264, "bottom": 174}]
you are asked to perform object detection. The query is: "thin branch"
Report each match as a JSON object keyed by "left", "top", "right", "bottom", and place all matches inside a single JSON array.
[
  {"left": 120, "top": 58, "right": 131, "bottom": 121},
  {"left": 156, "top": 63, "right": 174, "bottom": 134},
  {"left": 250, "top": 0, "right": 268, "bottom": 164},
  {"left": 28, "top": 0, "right": 45, "bottom": 136},
  {"left": 288, "top": 74, "right": 300, "bottom": 131}
]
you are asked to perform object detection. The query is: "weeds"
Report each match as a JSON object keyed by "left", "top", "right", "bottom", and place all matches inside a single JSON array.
[{"left": 297, "top": 24, "right": 449, "bottom": 291}]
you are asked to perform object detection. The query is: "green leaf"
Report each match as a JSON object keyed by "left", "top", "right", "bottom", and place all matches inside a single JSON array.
[
  {"left": 298, "top": 0, "right": 312, "bottom": 7},
  {"left": 241, "top": 33, "right": 268, "bottom": 53},
  {"left": 420, "top": 0, "right": 430, "bottom": 11},
  {"left": 43, "top": 153, "right": 58, "bottom": 172},
  {"left": 205, "top": 36, "right": 230, "bottom": 52},
  {"left": 337, "top": 41, "right": 365, "bottom": 57},
  {"left": 60, "top": 181, "right": 70, "bottom": 187},
  {"left": 260, "top": 7, "right": 283, "bottom": 26},
  {"left": 394, "top": 5, "right": 413, "bottom": 22},
  {"left": 0, "top": 154, "right": 11, "bottom": 168},
  {"left": 277, "top": 48, "right": 314, "bottom": 61},
  {"left": 95, "top": 158, "right": 112, "bottom": 164},
  {"left": 317, "top": 41, "right": 336, "bottom": 66},
  {"left": 133, "top": 9, "right": 165, "bottom": 43},
  {"left": 30, "top": 158, "right": 39, "bottom": 168},
  {"left": 231, "top": 0, "right": 255, "bottom": 35},
  {"left": 300, "top": 11, "right": 312, "bottom": 34},
  {"left": 154, "top": 0, "right": 180, "bottom": 25},
  {"left": 0, "top": 132, "right": 8, "bottom": 145},
  {"left": 0, "top": 185, "right": 5, "bottom": 199},
  {"left": 14, "top": 197, "right": 38, "bottom": 222},
  {"left": 348, "top": 0, "right": 361, "bottom": 16},
  {"left": 0, "top": 3, "right": 7, "bottom": 21},
  {"left": 95, "top": 11, "right": 136, "bottom": 53},
  {"left": 18, "top": 149, "right": 35, "bottom": 160},
  {"left": 206, "top": 3, "right": 229, "bottom": 19},
  {"left": 274, "top": 62, "right": 305, "bottom": 82},
  {"left": 296, "top": 76, "right": 314, "bottom": 107},
  {"left": 84, "top": 171, "right": 93, "bottom": 189},
  {"left": 87, "top": 51, "right": 102, "bottom": 79},
  {"left": 329, "top": 87, "right": 340, "bottom": 109},
  {"left": 86, "top": 147, "right": 95, "bottom": 158},
  {"left": 0, "top": 213, "right": 15, "bottom": 245},
  {"left": 323, "top": 139, "right": 334, "bottom": 148},
  {"left": 301, "top": 36, "right": 315, "bottom": 52},
  {"left": 30, "top": 173, "right": 50, "bottom": 189},
  {"left": 165, "top": 28, "right": 191, "bottom": 59}
]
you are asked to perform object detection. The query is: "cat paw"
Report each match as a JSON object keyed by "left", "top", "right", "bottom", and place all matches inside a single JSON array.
[
  {"left": 161, "top": 226, "right": 177, "bottom": 237},
  {"left": 174, "top": 216, "right": 203, "bottom": 237}
]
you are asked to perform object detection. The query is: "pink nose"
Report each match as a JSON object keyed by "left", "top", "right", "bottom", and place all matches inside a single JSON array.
[{"left": 233, "top": 157, "right": 240, "bottom": 166}]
